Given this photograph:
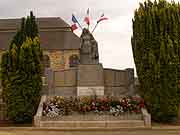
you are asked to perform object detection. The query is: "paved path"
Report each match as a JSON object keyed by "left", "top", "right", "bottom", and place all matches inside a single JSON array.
[{"left": 0, "top": 127, "right": 180, "bottom": 135}]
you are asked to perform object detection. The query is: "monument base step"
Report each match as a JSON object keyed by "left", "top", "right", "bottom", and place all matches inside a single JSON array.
[{"left": 39, "top": 120, "right": 146, "bottom": 128}]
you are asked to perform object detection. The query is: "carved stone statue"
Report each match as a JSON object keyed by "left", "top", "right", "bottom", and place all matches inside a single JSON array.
[{"left": 80, "top": 28, "right": 99, "bottom": 64}]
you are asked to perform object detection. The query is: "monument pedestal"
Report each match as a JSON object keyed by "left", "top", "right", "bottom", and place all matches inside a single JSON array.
[
  {"left": 77, "top": 86, "right": 104, "bottom": 96},
  {"left": 77, "top": 64, "right": 104, "bottom": 96}
]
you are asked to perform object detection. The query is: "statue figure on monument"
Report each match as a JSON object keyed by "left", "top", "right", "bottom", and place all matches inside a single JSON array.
[{"left": 80, "top": 28, "right": 99, "bottom": 64}]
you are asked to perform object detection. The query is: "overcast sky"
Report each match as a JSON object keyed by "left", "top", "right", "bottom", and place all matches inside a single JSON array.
[{"left": 0, "top": 0, "right": 179, "bottom": 74}]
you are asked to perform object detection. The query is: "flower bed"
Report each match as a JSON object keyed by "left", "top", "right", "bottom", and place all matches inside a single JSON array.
[{"left": 42, "top": 96, "right": 145, "bottom": 118}]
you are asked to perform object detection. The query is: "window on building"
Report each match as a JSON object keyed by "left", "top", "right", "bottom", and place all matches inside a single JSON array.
[{"left": 69, "top": 55, "right": 79, "bottom": 67}]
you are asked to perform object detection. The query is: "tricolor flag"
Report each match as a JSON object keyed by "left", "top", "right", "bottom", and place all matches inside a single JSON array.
[
  {"left": 71, "top": 14, "right": 78, "bottom": 32},
  {"left": 71, "top": 23, "right": 78, "bottom": 31},
  {"left": 84, "top": 8, "right": 90, "bottom": 25},
  {"left": 97, "top": 13, "right": 108, "bottom": 23},
  {"left": 72, "top": 14, "right": 78, "bottom": 23},
  {"left": 91, "top": 13, "right": 108, "bottom": 33}
]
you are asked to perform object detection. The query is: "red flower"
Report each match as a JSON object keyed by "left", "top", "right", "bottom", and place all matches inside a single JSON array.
[
  {"left": 139, "top": 103, "right": 145, "bottom": 108},
  {"left": 100, "top": 106, "right": 105, "bottom": 111},
  {"left": 91, "top": 105, "right": 96, "bottom": 110},
  {"left": 133, "top": 109, "right": 140, "bottom": 113}
]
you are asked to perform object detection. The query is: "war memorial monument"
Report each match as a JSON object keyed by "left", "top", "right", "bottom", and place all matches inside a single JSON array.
[{"left": 0, "top": 17, "right": 151, "bottom": 128}]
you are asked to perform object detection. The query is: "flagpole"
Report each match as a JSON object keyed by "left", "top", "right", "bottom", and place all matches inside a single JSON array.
[
  {"left": 72, "top": 14, "right": 83, "bottom": 30},
  {"left": 77, "top": 21, "right": 83, "bottom": 30},
  {"left": 87, "top": 8, "right": 90, "bottom": 30},
  {"left": 92, "top": 22, "right": 99, "bottom": 34}
]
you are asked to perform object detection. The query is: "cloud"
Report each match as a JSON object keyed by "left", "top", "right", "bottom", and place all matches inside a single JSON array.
[
  {"left": 2, "top": 0, "right": 179, "bottom": 75},
  {"left": 0, "top": 0, "right": 142, "bottom": 74}
]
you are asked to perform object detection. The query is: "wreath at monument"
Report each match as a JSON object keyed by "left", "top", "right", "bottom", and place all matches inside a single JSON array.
[{"left": 42, "top": 96, "right": 145, "bottom": 117}]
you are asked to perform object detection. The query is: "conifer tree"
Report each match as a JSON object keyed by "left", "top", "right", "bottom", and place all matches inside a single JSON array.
[
  {"left": 1, "top": 11, "right": 42, "bottom": 123},
  {"left": 132, "top": 0, "right": 180, "bottom": 122}
]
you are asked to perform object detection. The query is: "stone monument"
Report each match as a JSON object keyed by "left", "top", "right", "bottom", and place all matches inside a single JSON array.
[
  {"left": 34, "top": 20, "right": 151, "bottom": 129},
  {"left": 43, "top": 28, "right": 135, "bottom": 97},
  {"left": 78, "top": 28, "right": 104, "bottom": 96},
  {"left": 80, "top": 28, "right": 99, "bottom": 64}
]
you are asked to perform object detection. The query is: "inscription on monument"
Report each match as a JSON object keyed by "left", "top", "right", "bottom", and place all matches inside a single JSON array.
[{"left": 77, "top": 87, "right": 104, "bottom": 96}]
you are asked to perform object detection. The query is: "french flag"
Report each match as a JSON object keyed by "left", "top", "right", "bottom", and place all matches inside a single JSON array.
[
  {"left": 72, "top": 14, "right": 78, "bottom": 23},
  {"left": 71, "top": 14, "right": 78, "bottom": 31},
  {"left": 71, "top": 23, "right": 78, "bottom": 31},
  {"left": 84, "top": 8, "right": 90, "bottom": 25},
  {"left": 97, "top": 13, "right": 108, "bottom": 23}
]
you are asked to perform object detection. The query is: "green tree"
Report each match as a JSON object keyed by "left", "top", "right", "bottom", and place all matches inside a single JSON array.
[
  {"left": 1, "top": 11, "right": 42, "bottom": 123},
  {"left": 132, "top": 0, "right": 180, "bottom": 122}
]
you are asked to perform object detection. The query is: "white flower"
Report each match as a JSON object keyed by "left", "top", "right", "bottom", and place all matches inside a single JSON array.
[
  {"left": 47, "top": 111, "right": 58, "bottom": 117},
  {"left": 110, "top": 107, "right": 116, "bottom": 113},
  {"left": 117, "top": 105, "right": 121, "bottom": 109},
  {"left": 119, "top": 107, "right": 124, "bottom": 113}
]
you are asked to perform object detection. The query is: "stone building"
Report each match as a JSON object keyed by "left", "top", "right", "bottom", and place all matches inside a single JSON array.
[
  {"left": 0, "top": 17, "right": 135, "bottom": 97},
  {"left": 0, "top": 17, "right": 81, "bottom": 70}
]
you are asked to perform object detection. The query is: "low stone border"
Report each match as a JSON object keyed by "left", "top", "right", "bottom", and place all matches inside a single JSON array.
[
  {"left": 41, "top": 113, "right": 142, "bottom": 121},
  {"left": 34, "top": 95, "right": 47, "bottom": 127},
  {"left": 141, "top": 108, "right": 151, "bottom": 127},
  {"left": 39, "top": 120, "right": 145, "bottom": 128},
  {"left": 34, "top": 96, "right": 151, "bottom": 128},
  {"left": 3, "top": 126, "right": 180, "bottom": 131}
]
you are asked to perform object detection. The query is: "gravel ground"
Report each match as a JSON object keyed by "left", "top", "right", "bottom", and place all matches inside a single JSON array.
[{"left": 0, "top": 127, "right": 179, "bottom": 135}]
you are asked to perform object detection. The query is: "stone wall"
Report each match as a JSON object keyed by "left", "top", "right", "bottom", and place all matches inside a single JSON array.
[
  {"left": 104, "top": 68, "right": 135, "bottom": 96},
  {"left": 44, "top": 68, "right": 77, "bottom": 96},
  {"left": 54, "top": 87, "right": 77, "bottom": 96},
  {"left": 0, "top": 49, "right": 80, "bottom": 71},
  {"left": 53, "top": 68, "right": 77, "bottom": 96},
  {"left": 54, "top": 69, "right": 77, "bottom": 87},
  {"left": 44, "top": 66, "right": 135, "bottom": 96},
  {"left": 77, "top": 64, "right": 104, "bottom": 86},
  {"left": 104, "top": 69, "right": 128, "bottom": 86},
  {"left": 43, "top": 49, "right": 80, "bottom": 70}
]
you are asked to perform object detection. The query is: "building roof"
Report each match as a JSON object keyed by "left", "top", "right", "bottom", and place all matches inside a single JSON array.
[
  {"left": 0, "top": 17, "right": 80, "bottom": 50},
  {"left": 0, "top": 17, "right": 70, "bottom": 30}
]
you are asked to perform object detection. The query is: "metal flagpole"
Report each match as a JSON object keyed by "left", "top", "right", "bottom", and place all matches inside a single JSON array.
[
  {"left": 72, "top": 14, "right": 83, "bottom": 30},
  {"left": 87, "top": 8, "right": 90, "bottom": 30},
  {"left": 77, "top": 21, "right": 83, "bottom": 30},
  {"left": 91, "top": 22, "right": 99, "bottom": 34}
]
